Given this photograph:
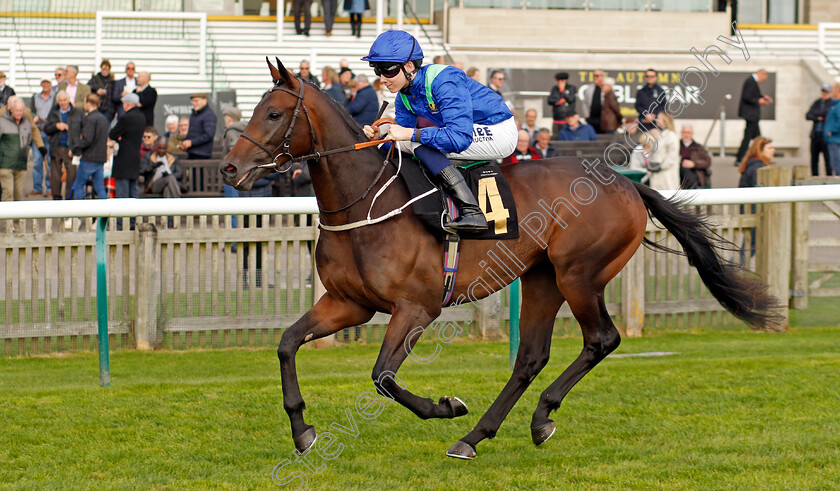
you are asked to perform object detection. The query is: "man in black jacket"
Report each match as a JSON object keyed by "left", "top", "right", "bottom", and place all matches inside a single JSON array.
[
  {"left": 44, "top": 90, "right": 83, "bottom": 200},
  {"left": 134, "top": 71, "right": 157, "bottom": 127},
  {"left": 735, "top": 69, "right": 773, "bottom": 165},
  {"left": 109, "top": 92, "right": 145, "bottom": 229},
  {"left": 70, "top": 94, "right": 109, "bottom": 200},
  {"left": 634, "top": 68, "right": 666, "bottom": 131},
  {"left": 547, "top": 72, "right": 576, "bottom": 137},
  {"left": 807, "top": 83, "right": 833, "bottom": 176}
]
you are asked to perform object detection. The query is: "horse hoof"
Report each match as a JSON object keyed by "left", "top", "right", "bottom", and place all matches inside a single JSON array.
[
  {"left": 439, "top": 396, "right": 469, "bottom": 418},
  {"left": 293, "top": 426, "right": 317, "bottom": 453},
  {"left": 446, "top": 440, "right": 477, "bottom": 460},
  {"left": 531, "top": 420, "right": 556, "bottom": 446}
]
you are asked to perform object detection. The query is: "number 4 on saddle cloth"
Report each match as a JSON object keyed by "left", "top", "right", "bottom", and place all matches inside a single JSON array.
[
  {"left": 397, "top": 156, "right": 520, "bottom": 242},
  {"left": 397, "top": 155, "right": 520, "bottom": 304}
]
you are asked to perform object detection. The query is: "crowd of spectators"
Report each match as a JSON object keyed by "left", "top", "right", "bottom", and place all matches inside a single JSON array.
[{"left": 2, "top": 53, "right": 838, "bottom": 227}]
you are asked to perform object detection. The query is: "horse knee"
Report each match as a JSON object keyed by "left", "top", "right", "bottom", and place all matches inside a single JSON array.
[
  {"left": 371, "top": 369, "right": 407, "bottom": 401},
  {"left": 515, "top": 351, "right": 550, "bottom": 382},
  {"left": 277, "top": 333, "right": 297, "bottom": 364}
]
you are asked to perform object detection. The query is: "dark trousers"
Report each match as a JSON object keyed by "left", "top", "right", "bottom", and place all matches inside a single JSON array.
[
  {"left": 551, "top": 122, "right": 566, "bottom": 140},
  {"left": 736, "top": 119, "right": 761, "bottom": 163},
  {"left": 50, "top": 146, "right": 76, "bottom": 200},
  {"left": 349, "top": 13, "right": 362, "bottom": 36},
  {"left": 293, "top": 0, "right": 312, "bottom": 34},
  {"left": 322, "top": 0, "right": 337, "bottom": 31},
  {"left": 811, "top": 134, "right": 832, "bottom": 176}
]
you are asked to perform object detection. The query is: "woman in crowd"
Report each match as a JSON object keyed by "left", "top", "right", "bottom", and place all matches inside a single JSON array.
[
  {"left": 737, "top": 136, "right": 775, "bottom": 266},
  {"left": 600, "top": 77, "right": 623, "bottom": 134},
  {"left": 645, "top": 112, "right": 680, "bottom": 190}
]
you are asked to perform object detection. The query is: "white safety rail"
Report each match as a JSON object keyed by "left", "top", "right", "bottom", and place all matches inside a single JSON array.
[{"left": 1, "top": 185, "right": 840, "bottom": 220}]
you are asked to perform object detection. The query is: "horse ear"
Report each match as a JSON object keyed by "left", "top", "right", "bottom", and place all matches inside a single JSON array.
[
  {"left": 275, "top": 57, "right": 295, "bottom": 87},
  {"left": 266, "top": 56, "right": 281, "bottom": 84}
]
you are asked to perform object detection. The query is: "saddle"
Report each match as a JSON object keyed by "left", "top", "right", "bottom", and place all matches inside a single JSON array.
[{"left": 396, "top": 156, "right": 520, "bottom": 242}]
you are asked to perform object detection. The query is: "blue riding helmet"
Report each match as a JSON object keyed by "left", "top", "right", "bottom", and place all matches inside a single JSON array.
[{"left": 361, "top": 30, "right": 424, "bottom": 63}]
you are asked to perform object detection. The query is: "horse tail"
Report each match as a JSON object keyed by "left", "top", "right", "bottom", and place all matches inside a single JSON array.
[{"left": 632, "top": 181, "right": 783, "bottom": 330}]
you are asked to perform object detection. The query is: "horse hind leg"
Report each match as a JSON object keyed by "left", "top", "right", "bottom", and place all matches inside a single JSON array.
[
  {"left": 530, "top": 288, "right": 620, "bottom": 446},
  {"left": 447, "top": 262, "right": 564, "bottom": 460},
  {"left": 370, "top": 302, "right": 470, "bottom": 421}
]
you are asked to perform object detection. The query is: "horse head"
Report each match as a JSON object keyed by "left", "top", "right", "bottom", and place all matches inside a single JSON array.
[{"left": 220, "top": 57, "right": 315, "bottom": 191}]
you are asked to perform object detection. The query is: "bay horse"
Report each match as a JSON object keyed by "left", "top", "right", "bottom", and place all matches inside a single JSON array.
[{"left": 220, "top": 59, "right": 779, "bottom": 460}]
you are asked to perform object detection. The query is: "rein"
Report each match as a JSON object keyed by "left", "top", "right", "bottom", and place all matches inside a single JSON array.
[{"left": 236, "top": 78, "right": 400, "bottom": 219}]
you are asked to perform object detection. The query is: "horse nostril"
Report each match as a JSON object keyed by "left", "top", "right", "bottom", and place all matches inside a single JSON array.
[{"left": 223, "top": 164, "right": 236, "bottom": 175}]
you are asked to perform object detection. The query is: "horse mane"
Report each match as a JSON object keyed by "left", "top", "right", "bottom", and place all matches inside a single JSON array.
[{"left": 299, "top": 78, "right": 369, "bottom": 143}]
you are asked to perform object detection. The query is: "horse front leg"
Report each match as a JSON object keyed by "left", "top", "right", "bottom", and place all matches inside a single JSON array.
[
  {"left": 278, "top": 293, "right": 374, "bottom": 453},
  {"left": 370, "top": 302, "right": 469, "bottom": 420}
]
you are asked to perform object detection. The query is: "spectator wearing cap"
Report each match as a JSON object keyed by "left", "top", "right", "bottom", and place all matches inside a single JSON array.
[
  {"left": 345, "top": 74, "right": 378, "bottom": 127},
  {"left": 222, "top": 107, "right": 246, "bottom": 155},
  {"left": 0, "top": 71, "right": 15, "bottom": 107},
  {"left": 112, "top": 61, "right": 137, "bottom": 120},
  {"left": 807, "top": 83, "right": 834, "bottom": 176},
  {"left": 45, "top": 91, "right": 83, "bottom": 200},
  {"left": 221, "top": 107, "right": 244, "bottom": 226},
  {"left": 109, "top": 92, "right": 145, "bottom": 228},
  {"left": 180, "top": 93, "right": 217, "bottom": 160},
  {"left": 59, "top": 65, "right": 91, "bottom": 109},
  {"left": 88, "top": 59, "right": 115, "bottom": 121},
  {"left": 30, "top": 79, "right": 55, "bottom": 195},
  {"left": 134, "top": 71, "right": 157, "bottom": 127},
  {"left": 547, "top": 71, "right": 576, "bottom": 138},
  {"left": 338, "top": 67, "right": 354, "bottom": 101}
]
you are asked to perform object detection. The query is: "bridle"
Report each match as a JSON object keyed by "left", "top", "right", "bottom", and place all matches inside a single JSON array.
[
  {"left": 237, "top": 78, "right": 317, "bottom": 173},
  {"left": 236, "top": 76, "right": 396, "bottom": 215}
]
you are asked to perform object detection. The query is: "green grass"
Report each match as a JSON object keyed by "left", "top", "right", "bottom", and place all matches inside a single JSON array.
[{"left": 1, "top": 326, "right": 840, "bottom": 489}]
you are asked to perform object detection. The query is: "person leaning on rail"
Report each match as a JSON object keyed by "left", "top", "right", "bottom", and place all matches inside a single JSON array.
[{"left": 360, "top": 30, "right": 517, "bottom": 232}]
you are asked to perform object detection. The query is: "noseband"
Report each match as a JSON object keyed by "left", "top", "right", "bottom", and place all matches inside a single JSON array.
[{"left": 238, "top": 77, "right": 317, "bottom": 172}]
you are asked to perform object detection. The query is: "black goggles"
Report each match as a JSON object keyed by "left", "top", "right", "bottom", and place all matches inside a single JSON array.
[{"left": 371, "top": 62, "right": 403, "bottom": 78}]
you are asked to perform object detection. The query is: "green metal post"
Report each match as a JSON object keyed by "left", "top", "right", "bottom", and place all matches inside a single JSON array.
[
  {"left": 509, "top": 279, "right": 520, "bottom": 370},
  {"left": 96, "top": 217, "right": 110, "bottom": 387}
]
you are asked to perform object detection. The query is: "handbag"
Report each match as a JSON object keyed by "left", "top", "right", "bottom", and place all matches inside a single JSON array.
[{"left": 646, "top": 161, "right": 662, "bottom": 173}]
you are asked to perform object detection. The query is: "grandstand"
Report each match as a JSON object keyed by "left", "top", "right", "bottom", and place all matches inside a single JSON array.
[
  {"left": 0, "top": 7, "right": 839, "bottom": 155},
  {"left": 0, "top": 14, "right": 444, "bottom": 119}
]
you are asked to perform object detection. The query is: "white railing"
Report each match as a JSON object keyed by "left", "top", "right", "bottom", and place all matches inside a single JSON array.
[{"left": 2, "top": 186, "right": 840, "bottom": 221}]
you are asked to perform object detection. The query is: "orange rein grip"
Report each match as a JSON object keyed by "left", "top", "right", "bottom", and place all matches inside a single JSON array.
[{"left": 354, "top": 117, "right": 398, "bottom": 150}]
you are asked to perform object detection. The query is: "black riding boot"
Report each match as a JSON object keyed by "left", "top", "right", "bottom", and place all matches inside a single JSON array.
[{"left": 437, "top": 165, "right": 488, "bottom": 232}]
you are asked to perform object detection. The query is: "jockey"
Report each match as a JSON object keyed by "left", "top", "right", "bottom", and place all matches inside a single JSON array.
[{"left": 362, "top": 30, "right": 517, "bottom": 232}]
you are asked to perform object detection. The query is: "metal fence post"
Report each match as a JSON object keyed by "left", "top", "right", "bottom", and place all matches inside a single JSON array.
[
  {"left": 135, "top": 223, "right": 160, "bottom": 350},
  {"left": 96, "top": 217, "right": 110, "bottom": 387}
]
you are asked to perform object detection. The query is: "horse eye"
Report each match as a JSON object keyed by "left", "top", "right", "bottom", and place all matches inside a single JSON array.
[{"left": 268, "top": 111, "right": 281, "bottom": 121}]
